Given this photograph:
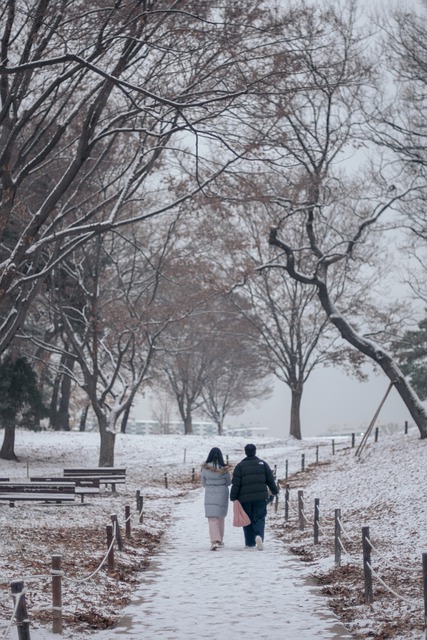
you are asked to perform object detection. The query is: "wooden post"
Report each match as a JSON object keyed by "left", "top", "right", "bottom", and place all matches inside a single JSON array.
[
  {"left": 422, "top": 553, "right": 427, "bottom": 639},
  {"left": 301, "top": 454, "right": 305, "bottom": 473},
  {"left": 351, "top": 433, "right": 355, "bottom": 448},
  {"left": 52, "top": 555, "right": 62, "bottom": 634},
  {"left": 332, "top": 439, "right": 335, "bottom": 455},
  {"left": 334, "top": 509, "right": 342, "bottom": 567},
  {"left": 356, "top": 382, "right": 393, "bottom": 458},
  {"left": 273, "top": 464, "right": 277, "bottom": 478},
  {"left": 274, "top": 493, "right": 279, "bottom": 513},
  {"left": 125, "top": 505, "right": 131, "bottom": 539},
  {"left": 285, "top": 460, "right": 288, "bottom": 480},
  {"left": 284, "top": 484, "right": 290, "bottom": 522},
  {"left": 111, "top": 514, "right": 124, "bottom": 551},
  {"left": 164, "top": 473, "right": 168, "bottom": 489},
  {"left": 316, "top": 446, "right": 319, "bottom": 464},
  {"left": 314, "top": 498, "right": 320, "bottom": 544},
  {"left": 136, "top": 491, "right": 143, "bottom": 524},
  {"left": 106, "top": 525, "right": 114, "bottom": 571},
  {"left": 298, "top": 490, "right": 304, "bottom": 531},
  {"left": 11, "top": 580, "right": 31, "bottom": 640},
  {"left": 362, "top": 526, "right": 373, "bottom": 603},
  {"left": 375, "top": 427, "right": 379, "bottom": 443},
  {"left": 405, "top": 420, "right": 408, "bottom": 435},
  {"left": 192, "top": 468, "right": 195, "bottom": 482}
]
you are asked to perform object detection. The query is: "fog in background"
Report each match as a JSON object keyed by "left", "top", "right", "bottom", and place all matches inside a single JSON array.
[
  {"left": 134, "top": 364, "right": 415, "bottom": 439},
  {"left": 227, "top": 367, "right": 414, "bottom": 437},
  {"left": 133, "top": 0, "right": 423, "bottom": 440}
]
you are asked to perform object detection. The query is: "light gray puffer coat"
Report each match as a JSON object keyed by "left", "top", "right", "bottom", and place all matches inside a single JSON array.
[{"left": 201, "top": 464, "right": 231, "bottom": 518}]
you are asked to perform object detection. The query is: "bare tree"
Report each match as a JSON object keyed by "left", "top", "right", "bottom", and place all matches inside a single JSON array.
[
  {"left": 0, "top": 0, "right": 291, "bottom": 354},
  {"left": 157, "top": 293, "right": 272, "bottom": 435},
  {"left": 370, "top": 4, "right": 427, "bottom": 302},
  {"left": 262, "top": 3, "right": 427, "bottom": 438},
  {"left": 199, "top": 295, "right": 272, "bottom": 435},
  {"left": 31, "top": 221, "right": 179, "bottom": 465}
]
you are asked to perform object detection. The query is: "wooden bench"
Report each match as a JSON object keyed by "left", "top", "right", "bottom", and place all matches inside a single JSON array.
[
  {"left": 63, "top": 467, "right": 126, "bottom": 492},
  {"left": 30, "top": 477, "right": 100, "bottom": 504},
  {"left": 0, "top": 482, "right": 76, "bottom": 507}
]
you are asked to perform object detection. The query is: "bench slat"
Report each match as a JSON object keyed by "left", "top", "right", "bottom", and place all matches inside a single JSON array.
[
  {"left": 31, "top": 476, "right": 100, "bottom": 488},
  {"left": 0, "top": 482, "right": 75, "bottom": 493},
  {"left": 64, "top": 468, "right": 126, "bottom": 476},
  {"left": 0, "top": 492, "right": 75, "bottom": 501}
]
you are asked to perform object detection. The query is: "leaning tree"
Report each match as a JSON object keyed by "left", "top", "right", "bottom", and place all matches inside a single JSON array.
[{"left": 262, "top": 3, "right": 427, "bottom": 438}]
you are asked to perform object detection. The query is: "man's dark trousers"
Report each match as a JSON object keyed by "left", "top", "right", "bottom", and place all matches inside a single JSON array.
[{"left": 241, "top": 500, "right": 267, "bottom": 547}]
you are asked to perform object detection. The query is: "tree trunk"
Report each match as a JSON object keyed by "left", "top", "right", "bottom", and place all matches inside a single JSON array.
[
  {"left": 183, "top": 415, "right": 193, "bottom": 435},
  {"left": 98, "top": 414, "right": 116, "bottom": 466},
  {"left": 289, "top": 386, "right": 303, "bottom": 439},
  {"left": 49, "top": 370, "right": 61, "bottom": 430},
  {"left": 0, "top": 420, "right": 17, "bottom": 460},
  {"left": 57, "top": 355, "right": 74, "bottom": 431},
  {"left": 79, "top": 404, "right": 89, "bottom": 431},
  {"left": 317, "top": 282, "right": 427, "bottom": 439},
  {"left": 120, "top": 405, "right": 131, "bottom": 434}
]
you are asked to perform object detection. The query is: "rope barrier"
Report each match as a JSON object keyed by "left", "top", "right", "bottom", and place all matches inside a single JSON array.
[
  {"left": 284, "top": 484, "right": 425, "bottom": 630},
  {"left": 337, "top": 536, "right": 349, "bottom": 556},
  {"left": 1, "top": 586, "right": 26, "bottom": 640},
  {"left": 366, "top": 562, "right": 423, "bottom": 608},
  {"left": 300, "top": 508, "right": 312, "bottom": 525},
  {"left": 0, "top": 487, "right": 153, "bottom": 640},
  {"left": 363, "top": 537, "right": 421, "bottom": 573},
  {"left": 316, "top": 520, "right": 332, "bottom": 538},
  {"left": 63, "top": 528, "right": 117, "bottom": 584},
  {"left": 315, "top": 504, "right": 335, "bottom": 524},
  {"left": 337, "top": 517, "right": 358, "bottom": 543},
  {"left": 286, "top": 500, "right": 298, "bottom": 514}
]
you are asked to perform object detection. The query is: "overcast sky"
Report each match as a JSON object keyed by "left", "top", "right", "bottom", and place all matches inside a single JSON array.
[
  {"left": 134, "top": 0, "right": 424, "bottom": 440},
  {"left": 235, "top": 0, "right": 424, "bottom": 439},
  {"left": 227, "top": 366, "right": 414, "bottom": 438}
]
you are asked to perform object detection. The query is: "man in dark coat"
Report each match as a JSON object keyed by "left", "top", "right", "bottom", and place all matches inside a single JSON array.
[{"left": 230, "top": 443, "right": 279, "bottom": 550}]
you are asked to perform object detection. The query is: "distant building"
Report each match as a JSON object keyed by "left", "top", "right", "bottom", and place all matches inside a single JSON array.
[
  {"left": 124, "top": 420, "right": 267, "bottom": 438},
  {"left": 126, "top": 420, "right": 217, "bottom": 436},
  {"left": 225, "top": 426, "right": 268, "bottom": 438}
]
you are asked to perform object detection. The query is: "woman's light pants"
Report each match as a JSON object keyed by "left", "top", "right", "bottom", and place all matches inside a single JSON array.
[{"left": 208, "top": 516, "right": 225, "bottom": 543}]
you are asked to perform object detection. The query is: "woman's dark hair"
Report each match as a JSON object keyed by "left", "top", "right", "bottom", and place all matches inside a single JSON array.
[{"left": 205, "top": 447, "right": 226, "bottom": 468}]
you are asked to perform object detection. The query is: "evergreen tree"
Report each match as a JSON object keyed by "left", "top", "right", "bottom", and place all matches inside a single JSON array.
[
  {"left": 0, "top": 356, "right": 48, "bottom": 460},
  {"left": 396, "top": 318, "right": 427, "bottom": 400}
]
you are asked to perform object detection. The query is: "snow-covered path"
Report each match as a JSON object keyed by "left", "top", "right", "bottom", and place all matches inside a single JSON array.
[{"left": 94, "top": 489, "right": 353, "bottom": 639}]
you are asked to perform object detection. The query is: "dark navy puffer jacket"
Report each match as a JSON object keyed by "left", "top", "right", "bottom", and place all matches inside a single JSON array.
[{"left": 230, "top": 455, "right": 278, "bottom": 503}]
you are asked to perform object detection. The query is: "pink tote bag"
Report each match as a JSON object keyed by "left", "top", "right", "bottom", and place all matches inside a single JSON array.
[{"left": 233, "top": 500, "right": 251, "bottom": 527}]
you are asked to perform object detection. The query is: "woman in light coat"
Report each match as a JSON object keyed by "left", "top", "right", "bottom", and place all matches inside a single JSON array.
[{"left": 201, "top": 447, "right": 231, "bottom": 551}]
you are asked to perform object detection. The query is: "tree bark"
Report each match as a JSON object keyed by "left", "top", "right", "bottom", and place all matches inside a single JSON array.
[
  {"left": 183, "top": 415, "right": 193, "bottom": 435},
  {"left": 57, "top": 355, "right": 75, "bottom": 431},
  {"left": 79, "top": 405, "right": 89, "bottom": 432},
  {"left": 290, "top": 386, "right": 303, "bottom": 440},
  {"left": 49, "top": 370, "right": 61, "bottom": 430},
  {"left": 120, "top": 405, "right": 131, "bottom": 434},
  {"left": 98, "top": 415, "right": 116, "bottom": 466},
  {"left": 0, "top": 420, "right": 17, "bottom": 460}
]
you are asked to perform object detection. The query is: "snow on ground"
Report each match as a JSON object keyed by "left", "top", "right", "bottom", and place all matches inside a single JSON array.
[{"left": 0, "top": 427, "right": 425, "bottom": 639}]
